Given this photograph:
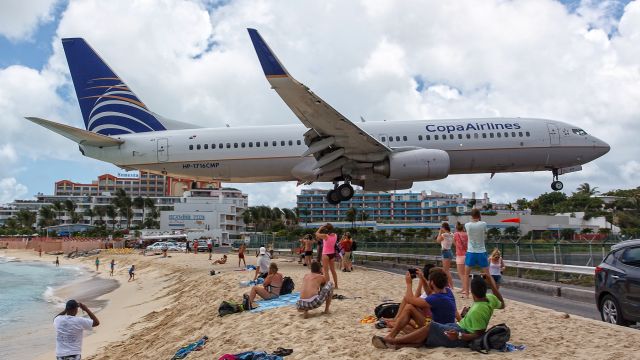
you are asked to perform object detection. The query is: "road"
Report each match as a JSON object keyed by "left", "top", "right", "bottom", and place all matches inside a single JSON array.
[{"left": 360, "top": 262, "right": 599, "bottom": 320}]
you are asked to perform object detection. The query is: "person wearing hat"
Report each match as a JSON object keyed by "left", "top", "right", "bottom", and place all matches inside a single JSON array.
[
  {"left": 253, "top": 246, "right": 271, "bottom": 281},
  {"left": 54, "top": 299, "right": 100, "bottom": 359}
]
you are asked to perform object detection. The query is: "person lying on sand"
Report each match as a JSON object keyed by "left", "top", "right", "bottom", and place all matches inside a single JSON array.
[
  {"left": 213, "top": 254, "right": 228, "bottom": 265},
  {"left": 384, "top": 269, "right": 458, "bottom": 334},
  {"left": 372, "top": 275, "right": 504, "bottom": 350},
  {"left": 244, "top": 263, "right": 283, "bottom": 309},
  {"left": 296, "top": 261, "right": 333, "bottom": 319}
]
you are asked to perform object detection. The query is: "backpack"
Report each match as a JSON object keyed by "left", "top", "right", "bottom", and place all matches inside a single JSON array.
[
  {"left": 218, "top": 300, "right": 244, "bottom": 317},
  {"left": 351, "top": 240, "right": 357, "bottom": 251},
  {"left": 280, "top": 276, "right": 295, "bottom": 295},
  {"left": 374, "top": 302, "right": 400, "bottom": 319},
  {"left": 468, "top": 323, "right": 511, "bottom": 353}
]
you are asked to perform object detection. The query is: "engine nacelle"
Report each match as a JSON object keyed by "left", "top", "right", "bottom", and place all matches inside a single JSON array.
[{"left": 373, "top": 149, "right": 450, "bottom": 181}]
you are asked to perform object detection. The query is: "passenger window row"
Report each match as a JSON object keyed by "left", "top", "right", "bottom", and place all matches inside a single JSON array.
[
  {"left": 381, "top": 131, "right": 531, "bottom": 143},
  {"left": 189, "top": 139, "right": 302, "bottom": 151}
]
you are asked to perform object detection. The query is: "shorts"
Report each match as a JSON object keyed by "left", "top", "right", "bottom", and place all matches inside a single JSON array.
[
  {"left": 425, "top": 322, "right": 469, "bottom": 348},
  {"left": 57, "top": 355, "right": 81, "bottom": 360},
  {"left": 326, "top": 253, "right": 336, "bottom": 260},
  {"left": 296, "top": 282, "right": 333, "bottom": 310},
  {"left": 465, "top": 252, "right": 489, "bottom": 268},
  {"left": 239, "top": 253, "right": 245, "bottom": 259},
  {"left": 456, "top": 256, "right": 465, "bottom": 265},
  {"left": 491, "top": 274, "right": 502, "bottom": 284},
  {"left": 305, "top": 251, "right": 313, "bottom": 256},
  {"left": 441, "top": 249, "right": 453, "bottom": 259},
  {"left": 208, "top": 247, "right": 212, "bottom": 253},
  {"left": 343, "top": 251, "right": 351, "bottom": 260}
]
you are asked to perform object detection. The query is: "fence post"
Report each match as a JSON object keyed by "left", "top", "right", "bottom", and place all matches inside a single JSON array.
[
  {"left": 516, "top": 241, "right": 522, "bottom": 278},
  {"left": 553, "top": 241, "right": 559, "bottom": 282}
]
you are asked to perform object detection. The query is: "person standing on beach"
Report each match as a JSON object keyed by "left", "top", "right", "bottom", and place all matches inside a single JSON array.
[
  {"left": 453, "top": 222, "right": 469, "bottom": 297},
  {"left": 316, "top": 223, "right": 339, "bottom": 289},
  {"left": 128, "top": 265, "right": 135, "bottom": 281},
  {"left": 207, "top": 238, "right": 213, "bottom": 260},
  {"left": 238, "top": 243, "right": 246, "bottom": 268},
  {"left": 436, "top": 222, "right": 454, "bottom": 289},
  {"left": 54, "top": 299, "right": 100, "bottom": 360},
  {"left": 464, "top": 209, "right": 497, "bottom": 289},
  {"left": 340, "top": 233, "right": 353, "bottom": 272},
  {"left": 303, "top": 235, "right": 314, "bottom": 267},
  {"left": 39, "top": 246, "right": 42, "bottom": 257},
  {"left": 55, "top": 256, "right": 60, "bottom": 267},
  {"left": 95, "top": 257, "right": 100, "bottom": 272},
  {"left": 110, "top": 259, "right": 116, "bottom": 276},
  {"left": 193, "top": 239, "right": 198, "bottom": 255},
  {"left": 186, "top": 241, "right": 191, "bottom": 254}
]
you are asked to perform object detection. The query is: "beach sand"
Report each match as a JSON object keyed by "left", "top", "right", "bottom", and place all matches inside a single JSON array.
[{"left": 6, "top": 249, "right": 639, "bottom": 360}]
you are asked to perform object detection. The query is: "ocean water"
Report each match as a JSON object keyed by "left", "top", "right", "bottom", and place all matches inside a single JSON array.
[{"left": 0, "top": 255, "right": 84, "bottom": 358}]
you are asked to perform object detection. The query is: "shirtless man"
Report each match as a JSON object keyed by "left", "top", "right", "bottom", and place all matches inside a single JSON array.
[
  {"left": 296, "top": 261, "right": 333, "bottom": 319},
  {"left": 303, "top": 234, "right": 314, "bottom": 267}
]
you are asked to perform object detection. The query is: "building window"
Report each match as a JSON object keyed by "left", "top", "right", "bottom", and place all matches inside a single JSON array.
[{"left": 189, "top": 145, "right": 193, "bottom": 150}]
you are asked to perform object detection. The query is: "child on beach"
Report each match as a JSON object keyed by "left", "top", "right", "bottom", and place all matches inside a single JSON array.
[
  {"left": 453, "top": 222, "right": 469, "bottom": 296},
  {"left": 316, "top": 223, "right": 339, "bottom": 289},
  {"left": 436, "top": 222, "right": 454, "bottom": 289},
  {"left": 296, "top": 261, "right": 333, "bottom": 319},
  {"left": 55, "top": 256, "right": 60, "bottom": 267},
  {"left": 128, "top": 265, "right": 135, "bottom": 281},
  {"left": 489, "top": 249, "right": 506, "bottom": 288},
  {"left": 110, "top": 259, "right": 116, "bottom": 276},
  {"left": 95, "top": 257, "right": 100, "bottom": 271}
]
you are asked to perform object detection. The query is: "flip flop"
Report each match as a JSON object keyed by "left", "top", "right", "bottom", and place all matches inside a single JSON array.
[
  {"left": 272, "top": 347, "right": 293, "bottom": 356},
  {"left": 371, "top": 336, "right": 389, "bottom": 349}
]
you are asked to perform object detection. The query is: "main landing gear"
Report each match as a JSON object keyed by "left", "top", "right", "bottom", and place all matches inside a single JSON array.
[
  {"left": 551, "top": 169, "right": 563, "bottom": 191},
  {"left": 326, "top": 181, "right": 355, "bottom": 205}
]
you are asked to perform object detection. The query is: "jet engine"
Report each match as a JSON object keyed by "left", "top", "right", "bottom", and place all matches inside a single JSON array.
[{"left": 373, "top": 149, "right": 450, "bottom": 181}]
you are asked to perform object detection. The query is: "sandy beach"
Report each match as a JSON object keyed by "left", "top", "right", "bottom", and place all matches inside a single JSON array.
[{"left": 4, "top": 248, "right": 639, "bottom": 360}]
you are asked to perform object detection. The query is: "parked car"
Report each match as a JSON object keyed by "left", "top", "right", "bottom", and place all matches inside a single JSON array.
[
  {"left": 197, "top": 239, "right": 210, "bottom": 252},
  {"left": 595, "top": 239, "right": 640, "bottom": 326},
  {"left": 146, "top": 242, "right": 167, "bottom": 254}
]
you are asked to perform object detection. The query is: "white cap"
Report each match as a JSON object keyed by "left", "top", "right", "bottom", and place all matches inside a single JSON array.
[{"left": 259, "top": 247, "right": 267, "bottom": 255}]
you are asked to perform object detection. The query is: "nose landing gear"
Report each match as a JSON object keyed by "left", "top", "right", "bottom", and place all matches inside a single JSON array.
[
  {"left": 551, "top": 169, "right": 563, "bottom": 191},
  {"left": 326, "top": 181, "right": 355, "bottom": 204}
]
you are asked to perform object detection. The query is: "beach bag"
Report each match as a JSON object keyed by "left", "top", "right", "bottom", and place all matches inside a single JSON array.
[
  {"left": 469, "top": 323, "right": 511, "bottom": 353},
  {"left": 280, "top": 276, "right": 295, "bottom": 295},
  {"left": 374, "top": 302, "right": 400, "bottom": 319},
  {"left": 218, "top": 300, "right": 244, "bottom": 317}
]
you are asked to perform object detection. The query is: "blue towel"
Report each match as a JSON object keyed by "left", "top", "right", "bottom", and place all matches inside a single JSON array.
[
  {"left": 250, "top": 292, "right": 300, "bottom": 313},
  {"left": 234, "top": 351, "right": 283, "bottom": 360},
  {"left": 172, "top": 336, "right": 208, "bottom": 359}
]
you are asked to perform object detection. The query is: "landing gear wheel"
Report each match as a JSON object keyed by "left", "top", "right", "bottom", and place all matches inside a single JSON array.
[
  {"left": 337, "top": 183, "right": 354, "bottom": 201},
  {"left": 326, "top": 190, "right": 341, "bottom": 205},
  {"left": 551, "top": 181, "right": 563, "bottom": 191}
]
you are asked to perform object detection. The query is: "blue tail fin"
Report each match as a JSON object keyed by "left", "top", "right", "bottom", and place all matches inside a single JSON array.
[{"left": 62, "top": 38, "right": 169, "bottom": 135}]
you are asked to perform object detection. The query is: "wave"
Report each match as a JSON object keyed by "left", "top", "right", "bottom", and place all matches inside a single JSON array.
[{"left": 43, "top": 286, "right": 64, "bottom": 306}]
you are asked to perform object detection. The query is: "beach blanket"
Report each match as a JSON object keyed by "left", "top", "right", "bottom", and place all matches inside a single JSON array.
[
  {"left": 233, "top": 351, "right": 283, "bottom": 360},
  {"left": 172, "top": 336, "right": 208, "bottom": 359},
  {"left": 250, "top": 292, "right": 300, "bottom": 313}
]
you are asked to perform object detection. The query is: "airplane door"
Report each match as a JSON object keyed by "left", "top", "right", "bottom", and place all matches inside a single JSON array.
[
  {"left": 157, "top": 138, "right": 169, "bottom": 162},
  {"left": 547, "top": 124, "right": 560, "bottom": 145}
]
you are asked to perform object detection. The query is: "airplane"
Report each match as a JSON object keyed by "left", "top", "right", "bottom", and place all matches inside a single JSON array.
[{"left": 27, "top": 29, "right": 610, "bottom": 205}]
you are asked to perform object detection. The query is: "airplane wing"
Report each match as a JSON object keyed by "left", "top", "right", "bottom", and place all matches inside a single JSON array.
[
  {"left": 25, "top": 117, "right": 124, "bottom": 147},
  {"left": 247, "top": 29, "right": 390, "bottom": 168}
]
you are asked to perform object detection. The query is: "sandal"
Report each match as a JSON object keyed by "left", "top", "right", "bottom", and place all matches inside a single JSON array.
[
  {"left": 374, "top": 319, "right": 387, "bottom": 329},
  {"left": 272, "top": 347, "right": 293, "bottom": 356},
  {"left": 371, "top": 336, "right": 389, "bottom": 349}
]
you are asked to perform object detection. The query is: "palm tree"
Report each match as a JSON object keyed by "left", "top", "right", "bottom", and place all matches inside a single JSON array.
[
  {"left": 577, "top": 183, "right": 599, "bottom": 197},
  {"left": 84, "top": 208, "right": 94, "bottom": 225},
  {"left": 300, "top": 208, "right": 310, "bottom": 228},
  {"left": 133, "top": 196, "right": 144, "bottom": 227},
  {"left": 105, "top": 205, "right": 117, "bottom": 231},
  {"left": 64, "top": 200, "right": 76, "bottom": 223},
  {"left": 345, "top": 207, "right": 357, "bottom": 229},
  {"left": 112, "top": 189, "right": 133, "bottom": 229},
  {"left": 16, "top": 209, "right": 36, "bottom": 230},
  {"left": 94, "top": 206, "right": 106, "bottom": 227},
  {"left": 38, "top": 206, "right": 56, "bottom": 228},
  {"left": 242, "top": 210, "right": 254, "bottom": 232},
  {"left": 51, "top": 201, "right": 65, "bottom": 224}
]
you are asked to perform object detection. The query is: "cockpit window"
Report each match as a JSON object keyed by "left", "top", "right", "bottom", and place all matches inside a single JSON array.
[{"left": 572, "top": 129, "right": 588, "bottom": 136}]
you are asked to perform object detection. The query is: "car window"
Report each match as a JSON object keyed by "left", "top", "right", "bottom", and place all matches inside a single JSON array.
[{"left": 620, "top": 247, "right": 640, "bottom": 267}]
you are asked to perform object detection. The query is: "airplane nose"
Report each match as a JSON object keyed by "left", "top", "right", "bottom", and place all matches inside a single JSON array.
[{"left": 592, "top": 137, "right": 610, "bottom": 158}]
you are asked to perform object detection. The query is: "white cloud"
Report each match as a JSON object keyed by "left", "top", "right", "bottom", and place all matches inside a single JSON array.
[
  {"left": 0, "top": 0, "right": 58, "bottom": 41},
  {"left": 0, "top": 178, "right": 28, "bottom": 204},
  {"left": 2, "top": 0, "right": 640, "bottom": 208}
]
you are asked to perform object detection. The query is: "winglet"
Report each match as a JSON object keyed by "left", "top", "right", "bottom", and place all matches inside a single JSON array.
[
  {"left": 25, "top": 117, "right": 124, "bottom": 147},
  {"left": 247, "top": 28, "right": 289, "bottom": 78}
]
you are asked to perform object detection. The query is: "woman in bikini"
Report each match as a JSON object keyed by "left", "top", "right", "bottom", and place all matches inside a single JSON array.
[
  {"left": 316, "top": 223, "right": 339, "bottom": 289},
  {"left": 244, "top": 263, "right": 283, "bottom": 309}
]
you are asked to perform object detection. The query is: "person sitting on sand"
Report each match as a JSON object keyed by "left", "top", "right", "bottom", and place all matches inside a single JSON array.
[
  {"left": 54, "top": 299, "right": 100, "bottom": 359},
  {"left": 372, "top": 275, "right": 505, "bottom": 350},
  {"left": 382, "top": 264, "right": 435, "bottom": 326},
  {"left": 244, "top": 263, "right": 283, "bottom": 309},
  {"left": 213, "top": 254, "right": 228, "bottom": 265},
  {"left": 384, "top": 269, "right": 458, "bottom": 335},
  {"left": 253, "top": 247, "right": 271, "bottom": 280},
  {"left": 128, "top": 265, "right": 135, "bottom": 282},
  {"left": 296, "top": 261, "right": 333, "bottom": 319}
]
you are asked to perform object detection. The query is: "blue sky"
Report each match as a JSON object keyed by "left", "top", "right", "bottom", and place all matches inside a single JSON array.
[{"left": 0, "top": 0, "right": 638, "bottom": 207}]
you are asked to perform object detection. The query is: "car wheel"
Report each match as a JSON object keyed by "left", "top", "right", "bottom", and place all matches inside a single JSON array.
[{"left": 601, "top": 294, "right": 630, "bottom": 326}]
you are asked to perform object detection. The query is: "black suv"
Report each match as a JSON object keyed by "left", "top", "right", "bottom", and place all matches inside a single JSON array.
[{"left": 595, "top": 239, "right": 640, "bottom": 326}]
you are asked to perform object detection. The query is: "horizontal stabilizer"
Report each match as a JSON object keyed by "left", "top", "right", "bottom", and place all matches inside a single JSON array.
[{"left": 25, "top": 117, "right": 124, "bottom": 147}]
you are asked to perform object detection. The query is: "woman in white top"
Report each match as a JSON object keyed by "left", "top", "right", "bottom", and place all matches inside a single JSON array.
[
  {"left": 488, "top": 248, "right": 506, "bottom": 288},
  {"left": 436, "top": 222, "right": 454, "bottom": 289}
]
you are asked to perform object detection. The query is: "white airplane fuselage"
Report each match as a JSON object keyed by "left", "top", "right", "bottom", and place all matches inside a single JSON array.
[{"left": 81, "top": 117, "right": 610, "bottom": 184}]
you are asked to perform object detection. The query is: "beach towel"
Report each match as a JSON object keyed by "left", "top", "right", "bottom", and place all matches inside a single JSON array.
[
  {"left": 249, "top": 292, "right": 300, "bottom": 313},
  {"left": 172, "top": 335, "right": 208, "bottom": 359},
  {"left": 233, "top": 351, "right": 283, "bottom": 360}
]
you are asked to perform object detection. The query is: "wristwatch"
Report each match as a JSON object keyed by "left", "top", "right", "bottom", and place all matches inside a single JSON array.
[{"left": 457, "top": 332, "right": 462, "bottom": 340}]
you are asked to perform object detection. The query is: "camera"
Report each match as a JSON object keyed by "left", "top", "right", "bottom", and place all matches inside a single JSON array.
[
  {"left": 408, "top": 268, "right": 417, "bottom": 279},
  {"left": 469, "top": 273, "right": 486, "bottom": 279}
]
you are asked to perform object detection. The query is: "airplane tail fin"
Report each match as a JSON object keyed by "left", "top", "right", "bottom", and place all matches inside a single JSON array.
[{"left": 62, "top": 38, "right": 198, "bottom": 136}]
